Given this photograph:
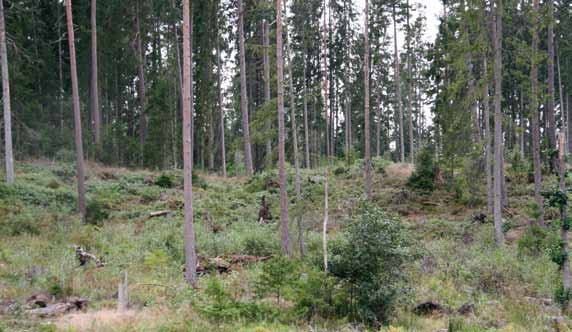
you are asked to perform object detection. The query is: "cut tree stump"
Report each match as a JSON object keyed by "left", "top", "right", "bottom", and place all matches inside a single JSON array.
[
  {"left": 149, "top": 210, "right": 171, "bottom": 218},
  {"left": 117, "top": 271, "right": 129, "bottom": 311}
]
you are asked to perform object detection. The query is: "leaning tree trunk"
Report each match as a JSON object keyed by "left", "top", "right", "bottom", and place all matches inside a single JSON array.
[
  {"left": 276, "top": 0, "right": 291, "bottom": 257},
  {"left": 492, "top": 0, "right": 504, "bottom": 245},
  {"left": 238, "top": 0, "right": 254, "bottom": 176},
  {"left": 0, "top": 0, "right": 14, "bottom": 184},
  {"left": 363, "top": 0, "right": 372, "bottom": 200},
  {"left": 182, "top": 0, "right": 198, "bottom": 287},
  {"left": 393, "top": 4, "right": 404, "bottom": 163},
  {"left": 66, "top": 0, "right": 86, "bottom": 222},
  {"left": 91, "top": 0, "right": 101, "bottom": 160},
  {"left": 531, "top": 0, "right": 544, "bottom": 226}
]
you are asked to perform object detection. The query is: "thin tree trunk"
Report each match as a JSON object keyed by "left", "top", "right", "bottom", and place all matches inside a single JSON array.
[
  {"left": 217, "top": 25, "right": 226, "bottom": 178},
  {"left": 0, "top": 0, "right": 13, "bottom": 184},
  {"left": 492, "top": 0, "right": 504, "bottom": 245},
  {"left": 91, "top": 0, "right": 101, "bottom": 160},
  {"left": 66, "top": 0, "right": 86, "bottom": 222},
  {"left": 484, "top": 59, "right": 493, "bottom": 216},
  {"left": 276, "top": 0, "right": 290, "bottom": 257},
  {"left": 238, "top": 0, "right": 253, "bottom": 176},
  {"left": 182, "top": 0, "right": 198, "bottom": 287},
  {"left": 284, "top": 0, "right": 300, "bottom": 198},
  {"left": 58, "top": 5, "right": 64, "bottom": 135},
  {"left": 135, "top": 0, "right": 147, "bottom": 165},
  {"left": 546, "top": 0, "right": 556, "bottom": 171},
  {"left": 363, "top": 0, "right": 372, "bottom": 200},
  {"left": 393, "top": 4, "right": 404, "bottom": 163},
  {"left": 263, "top": 19, "right": 272, "bottom": 168},
  {"left": 406, "top": 0, "right": 414, "bottom": 163},
  {"left": 323, "top": 172, "right": 328, "bottom": 273},
  {"left": 323, "top": 0, "right": 330, "bottom": 162},
  {"left": 557, "top": 43, "right": 565, "bottom": 154},
  {"left": 559, "top": 132, "right": 570, "bottom": 314},
  {"left": 531, "top": 0, "right": 544, "bottom": 226},
  {"left": 376, "top": 88, "right": 382, "bottom": 157},
  {"left": 303, "top": 53, "right": 310, "bottom": 168}
]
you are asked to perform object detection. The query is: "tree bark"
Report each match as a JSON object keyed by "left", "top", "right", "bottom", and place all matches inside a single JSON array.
[
  {"left": 263, "top": 19, "right": 272, "bottom": 168},
  {"left": 323, "top": 172, "right": 328, "bottom": 273},
  {"left": 557, "top": 43, "right": 565, "bottom": 154},
  {"left": 276, "top": 0, "right": 291, "bottom": 257},
  {"left": 182, "top": 0, "right": 198, "bottom": 287},
  {"left": 363, "top": 0, "right": 372, "bottom": 200},
  {"left": 0, "top": 0, "right": 14, "bottom": 184},
  {"left": 531, "top": 0, "right": 544, "bottom": 226},
  {"left": 91, "top": 0, "right": 101, "bottom": 160},
  {"left": 66, "top": 0, "right": 86, "bottom": 222},
  {"left": 393, "top": 4, "right": 404, "bottom": 163},
  {"left": 492, "top": 0, "right": 504, "bottom": 245},
  {"left": 238, "top": 0, "right": 254, "bottom": 176}
]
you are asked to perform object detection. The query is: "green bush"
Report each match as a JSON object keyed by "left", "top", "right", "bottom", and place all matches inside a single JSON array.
[
  {"left": 0, "top": 211, "right": 40, "bottom": 236},
  {"left": 329, "top": 204, "right": 414, "bottom": 325},
  {"left": 407, "top": 146, "right": 437, "bottom": 193},
  {"left": 155, "top": 174, "right": 174, "bottom": 188},
  {"left": 86, "top": 198, "right": 110, "bottom": 225}
]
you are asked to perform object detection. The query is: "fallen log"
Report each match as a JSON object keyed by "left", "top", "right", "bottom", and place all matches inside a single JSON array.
[
  {"left": 27, "top": 297, "right": 88, "bottom": 317},
  {"left": 149, "top": 210, "right": 171, "bottom": 218}
]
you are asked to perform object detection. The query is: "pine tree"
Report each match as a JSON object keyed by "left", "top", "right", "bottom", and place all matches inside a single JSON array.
[
  {"left": 0, "top": 0, "right": 14, "bottom": 184},
  {"left": 238, "top": 0, "right": 254, "bottom": 176},
  {"left": 492, "top": 0, "right": 504, "bottom": 246},
  {"left": 91, "top": 0, "right": 101, "bottom": 160}
]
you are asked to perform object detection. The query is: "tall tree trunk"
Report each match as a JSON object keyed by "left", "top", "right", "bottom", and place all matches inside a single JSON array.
[
  {"left": 238, "top": 0, "right": 254, "bottom": 176},
  {"left": 323, "top": 172, "right": 328, "bottom": 273},
  {"left": 559, "top": 132, "right": 570, "bottom": 314},
  {"left": 376, "top": 87, "right": 382, "bottom": 157},
  {"left": 546, "top": 0, "right": 556, "bottom": 171},
  {"left": 406, "top": 0, "right": 414, "bottom": 163},
  {"left": 263, "top": 19, "right": 272, "bottom": 168},
  {"left": 557, "top": 43, "right": 565, "bottom": 154},
  {"left": 484, "top": 59, "right": 493, "bottom": 216},
  {"left": 91, "top": 0, "right": 101, "bottom": 160},
  {"left": 276, "top": 0, "right": 291, "bottom": 257},
  {"left": 393, "top": 4, "right": 404, "bottom": 163},
  {"left": 217, "top": 27, "right": 226, "bottom": 178},
  {"left": 0, "top": 0, "right": 13, "bottom": 184},
  {"left": 531, "top": 0, "right": 544, "bottom": 226},
  {"left": 363, "top": 0, "right": 372, "bottom": 199},
  {"left": 58, "top": 4, "right": 64, "bottom": 135},
  {"left": 323, "top": 0, "right": 330, "bottom": 162},
  {"left": 284, "top": 0, "right": 300, "bottom": 198},
  {"left": 135, "top": 1, "right": 147, "bottom": 164},
  {"left": 182, "top": 0, "right": 198, "bottom": 287},
  {"left": 492, "top": 0, "right": 504, "bottom": 245},
  {"left": 66, "top": 0, "right": 86, "bottom": 222},
  {"left": 303, "top": 53, "right": 310, "bottom": 168}
]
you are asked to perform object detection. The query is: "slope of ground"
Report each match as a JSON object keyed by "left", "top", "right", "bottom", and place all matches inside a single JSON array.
[{"left": 0, "top": 159, "right": 566, "bottom": 332}]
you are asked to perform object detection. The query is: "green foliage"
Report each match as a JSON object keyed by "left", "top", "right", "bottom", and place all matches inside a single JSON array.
[
  {"left": 155, "top": 174, "right": 174, "bottom": 188},
  {"left": 255, "top": 256, "right": 297, "bottom": 304},
  {"left": 517, "top": 225, "right": 560, "bottom": 258},
  {"left": 329, "top": 204, "right": 414, "bottom": 325},
  {"left": 86, "top": 198, "right": 110, "bottom": 225},
  {"left": 0, "top": 210, "right": 40, "bottom": 236},
  {"left": 198, "top": 277, "right": 241, "bottom": 325},
  {"left": 407, "top": 146, "right": 437, "bottom": 194}
]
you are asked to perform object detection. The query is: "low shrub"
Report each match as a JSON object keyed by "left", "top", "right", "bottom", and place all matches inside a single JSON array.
[{"left": 407, "top": 146, "right": 437, "bottom": 194}]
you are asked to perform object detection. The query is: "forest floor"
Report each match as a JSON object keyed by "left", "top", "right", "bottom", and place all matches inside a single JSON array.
[{"left": 0, "top": 158, "right": 567, "bottom": 331}]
